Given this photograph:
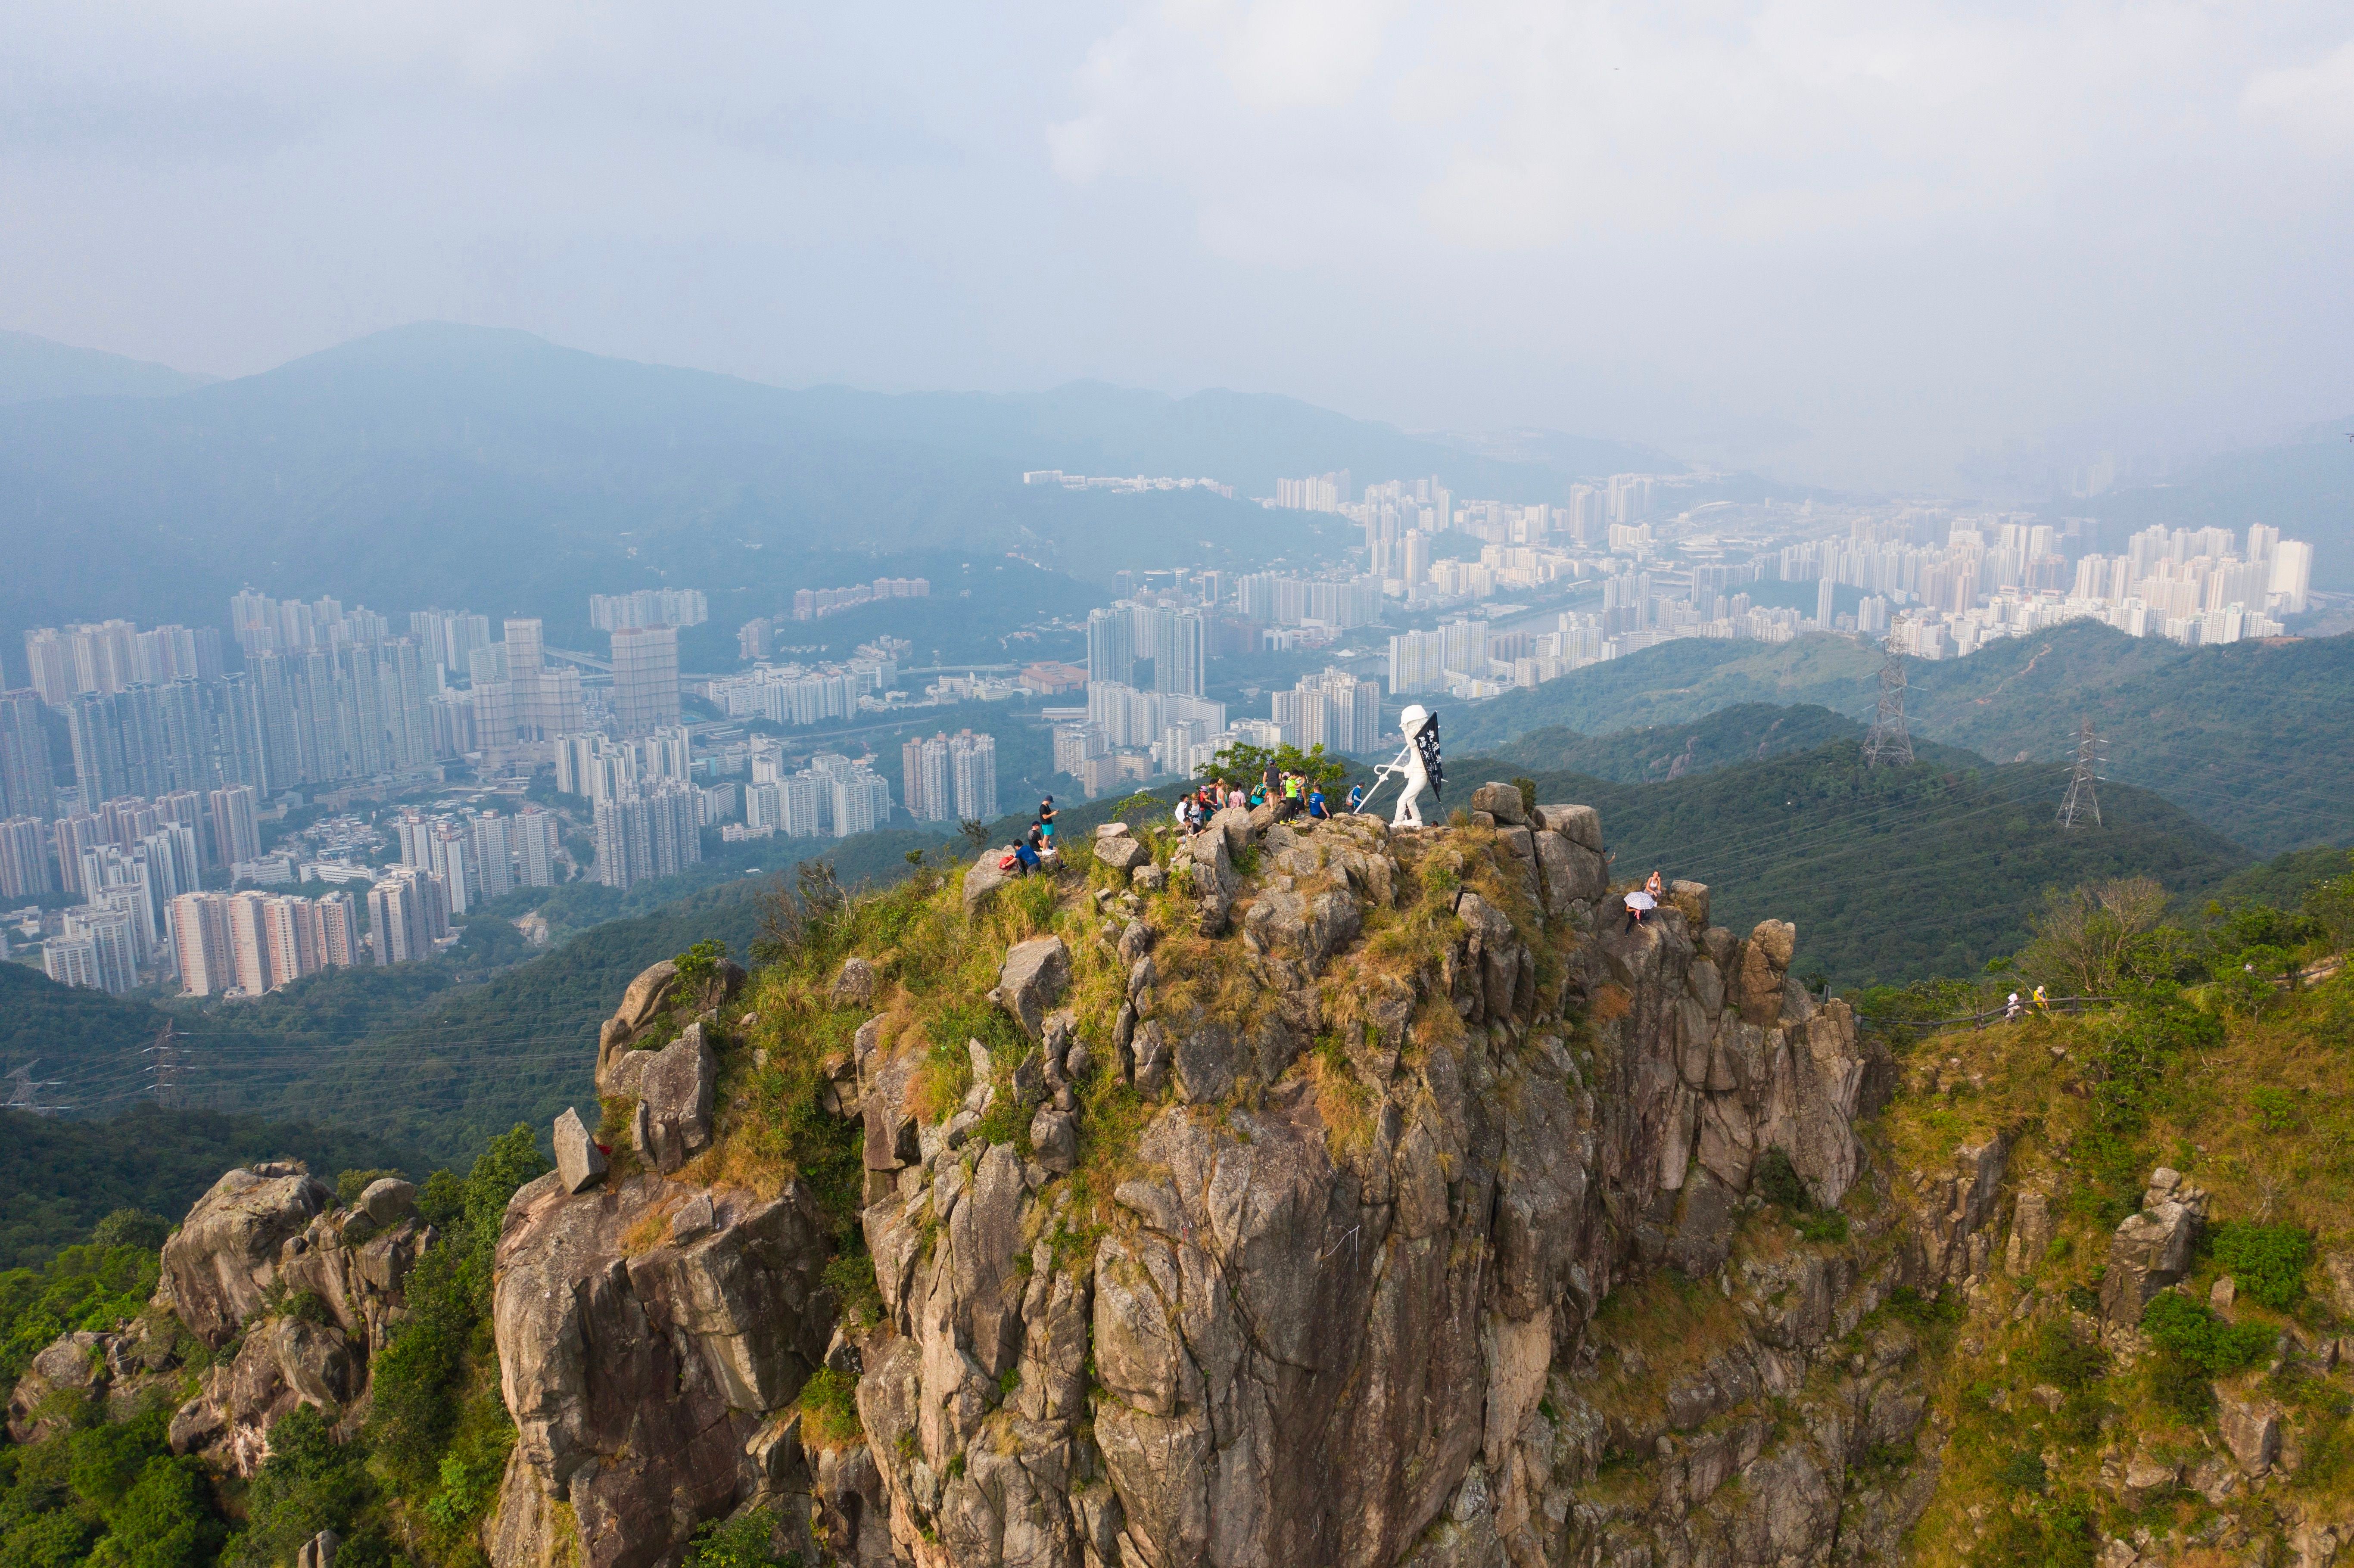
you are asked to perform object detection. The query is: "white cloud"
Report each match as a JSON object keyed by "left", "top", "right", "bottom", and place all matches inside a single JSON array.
[{"left": 2244, "top": 38, "right": 2354, "bottom": 154}]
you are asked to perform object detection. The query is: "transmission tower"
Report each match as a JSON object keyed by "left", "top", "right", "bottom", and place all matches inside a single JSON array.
[
  {"left": 1863, "top": 638, "right": 1914, "bottom": 767},
  {"left": 2057, "top": 718, "right": 2104, "bottom": 830},
  {"left": 147, "top": 1022, "right": 182, "bottom": 1111}
]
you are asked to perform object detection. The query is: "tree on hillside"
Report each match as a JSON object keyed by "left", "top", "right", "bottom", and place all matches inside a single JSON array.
[{"left": 2017, "top": 878, "right": 2168, "bottom": 996}]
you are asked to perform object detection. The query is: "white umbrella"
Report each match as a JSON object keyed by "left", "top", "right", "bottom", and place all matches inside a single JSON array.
[{"left": 1625, "top": 890, "right": 1657, "bottom": 911}]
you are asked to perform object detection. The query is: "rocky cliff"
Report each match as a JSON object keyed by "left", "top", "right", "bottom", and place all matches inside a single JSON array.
[
  {"left": 15, "top": 784, "right": 2349, "bottom": 1568},
  {"left": 474, "top": 787, "right": 2012, "bottom": 1568}
]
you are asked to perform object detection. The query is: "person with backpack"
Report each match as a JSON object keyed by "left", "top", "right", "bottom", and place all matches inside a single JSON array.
[{"left": 1346, "top": 783, "right": 1367, "bottom": 815}]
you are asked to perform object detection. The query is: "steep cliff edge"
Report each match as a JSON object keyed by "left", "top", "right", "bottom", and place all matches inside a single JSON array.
[{"left": 479, "top": 790, "right": 1985, "bottom": 1568}]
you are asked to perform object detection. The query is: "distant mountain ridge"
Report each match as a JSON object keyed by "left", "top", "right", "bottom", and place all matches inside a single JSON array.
[
  {"left": 1453, "top": 623, "right": 2353, "bottom": 856},
  {"left": 0, "top": 329, "right": 210, "bottom": 404},
  {"left": 0, "top": 322, "right": 1645, "bottom": 641}
]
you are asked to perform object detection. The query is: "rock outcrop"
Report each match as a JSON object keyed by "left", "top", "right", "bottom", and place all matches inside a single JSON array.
[
  {"left": 477, "top": 786, "right": 1963, "bottom": 1568},
  {"left": 0, "top": 1159, "right": 441, "bottom": 1476},
  {"left": 489, "top": 1173, "right": 834, "bottom": 1568},
  {"left": 2100, "top": 1167, "right": 2208, "bottom": 1324}
]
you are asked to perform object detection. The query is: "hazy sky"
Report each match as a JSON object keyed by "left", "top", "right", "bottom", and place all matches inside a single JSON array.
[{"left": 5, "top": 1, "right": 2351, "bottom": 488}]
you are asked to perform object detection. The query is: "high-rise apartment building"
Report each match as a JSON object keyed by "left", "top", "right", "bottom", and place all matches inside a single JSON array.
[
  {"left": 1272, "top": 668, "right": 1381, "bottom": 754},
  {"left": 209, "top": 785, "right": 262, "bottom": 868},
  {"left": 902, "top": 734, "right": 954, "bottom": 821},
  {"left": 610, "top": 625, "right": 682, "bottom": 735},
  {"left": 0, "top": 691, "right": 53, "bottom": 821},
  {"left": 58, "top": 906, "right": 139, "bottom": 995},
  {"left": 44, "top": 931, "right": 106, "bottom": 992},
  {"left": 949, "top": 731, "right": 998, "bottom": 822},
  {"left": 368, "top": 869, "right": 451, "bottom": 965},
  {"left": 592, "top": 778, "right": 701, "bottom": 889},
  {"left": 472, "top": 813, "right": 514, "bottom": 900},
  {"left": 0, "top": 816, "right": 52, "bottom": 898},
  {"left": 592, "top": 589, "right": 708, "bottom": 631},
  {"left": 514, "top": 806, "right": 558, "bottom": 887},
  {"left": 169, "top": 892, "right": 234, "bottom": 996}
]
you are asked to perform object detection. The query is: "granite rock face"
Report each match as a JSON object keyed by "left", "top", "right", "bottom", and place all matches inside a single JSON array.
[
  {"left": 157, "top": 1163, "right": 336, "bottom": 1346},
  {"left": 473, "top": 805, "right": 1962, "bottom": 1568},
  {"left": 489, "top": 1174, "right": 835, "bottom": 1568},
  {"left": 2, "top": 1160, "right": 444, "bottom": 1477}
]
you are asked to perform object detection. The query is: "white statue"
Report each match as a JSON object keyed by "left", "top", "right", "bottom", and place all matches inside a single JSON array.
[{"left": 1388, "top": 704, "right": 1439, "bottom": 828}]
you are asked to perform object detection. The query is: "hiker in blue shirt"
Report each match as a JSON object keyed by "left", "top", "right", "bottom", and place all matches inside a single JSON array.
[{"left": 1306, "top": 786, "right": 1330, "bottom": 820}]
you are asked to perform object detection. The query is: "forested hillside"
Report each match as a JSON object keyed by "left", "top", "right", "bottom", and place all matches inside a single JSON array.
[
  {"left": 1491, "top": 738, "right": 2248, "bottom": 983},
  {"left": 1454, "top": 625, "right": 2353, "bottom": 855},
  {"left": 0, "top": 1104, "right": 419, "bottom": 1270},
  {"left": 1485, "top": 701, "right": 1860, "bottom": 782}
]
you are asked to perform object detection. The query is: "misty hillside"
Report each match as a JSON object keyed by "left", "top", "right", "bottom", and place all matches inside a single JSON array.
[
  {"left": 0, "top": 328, "right": 211, "bottom": 405},
  {"left": 1454, "top": 622, "right": 2354, "bottom": 856},
  {"left": 0, "top": 323, "right": 1625, "bottom": 639},
  {"left": 2082, "top": 417, "right": 2354, "bottom": 590}
]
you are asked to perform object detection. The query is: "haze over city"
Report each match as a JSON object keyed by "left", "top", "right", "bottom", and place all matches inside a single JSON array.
[
  {"left": 6, "top": 2, "right": 2354, "bottom": 487},
  {"left": 3, "top": 12, "right": 2354, "bottom": 1568}
]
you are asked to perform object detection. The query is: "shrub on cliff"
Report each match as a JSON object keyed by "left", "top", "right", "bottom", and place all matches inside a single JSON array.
[{"left": 366, "top": 1125, "right": 549, "bottom": 1556}]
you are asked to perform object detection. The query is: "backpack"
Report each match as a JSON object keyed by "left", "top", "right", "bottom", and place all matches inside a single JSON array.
[{"left": 998, "top": 851, "right": 1019, "bottom": 871}]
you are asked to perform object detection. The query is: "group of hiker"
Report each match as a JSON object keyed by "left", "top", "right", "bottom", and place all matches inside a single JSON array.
[
  {"left": 999, "top": 795, "right": 1061, "bottom": 877},
  {"left": 1175, "top": 763, "right": 1335, "bottom": 837}
]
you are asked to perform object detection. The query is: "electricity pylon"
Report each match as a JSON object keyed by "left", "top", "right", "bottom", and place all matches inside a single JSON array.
[
  {"left": 1863, "top": 638, "right": 1914, "bottom": 767},
  {"left": 2057, "top": 719, "right": 2104, "bottom": 830}
]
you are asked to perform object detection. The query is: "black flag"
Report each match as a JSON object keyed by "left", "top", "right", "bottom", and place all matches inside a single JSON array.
[{"left": 1416, "top": 713, "right": 1444, "bottom": 798}]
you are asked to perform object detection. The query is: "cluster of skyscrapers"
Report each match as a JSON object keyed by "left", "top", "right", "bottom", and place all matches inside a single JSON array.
[
  {"left": 391, "top": 804, "right": 559, "bottom": 910},
  {"left": 899, "top": 730, "right": 999, "bottom": 823},
  {"left": 790, "top": 577, "right": 929, "bottom": 620},
  {"left": 591, "top": 588, "right": 707, "bottom": 632},
  {"left": 740, "top": 751, "right": 893, "bottom": 842}
]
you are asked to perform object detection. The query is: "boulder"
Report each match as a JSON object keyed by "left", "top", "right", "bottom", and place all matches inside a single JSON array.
[
  {"left": 1534, "top": 803, "right": 1602, "bottom": 850},
  {"left": 1470, "top": 782, "right": 1527, "bottom": 826},
  {"left": 635, "top": 1023, "right": 718, "bottom": 1174},
  {"left": 1187, "top": 826, "right": 1237, "bottom": 936},
  {"left": 359, "top": 1177, "right": 417, "bottom": 1226},
  {"left": 831, "top": 957, "right": 878, "bottom": 1009},
  {"left": 1242, "top": 885, "right": 1363, "bottom": 977},
  {"left": 553, "top": 1108, "right": 609, "bottom": 1195},
  {"left": 296, "top": 1531, "right": 339, "bottom": 1568},
  {"left": 1097, "top": 835, "right": 1152, "bottom": 874},
  {"left": 2323, "top": 1251, "right": 2354, "bottom": 1319},
  {"left": 964, "top": 849, "right": 1013, "bottom": 913},
  {"left": 2100, "top": 1173, "right": 2207, "bottom": 1324},
  {"left": 2218, "top": 1386, "right": 2282, "bottom": 1476},
  {"left": 1533, "top": 830, "right": 1607, "bottom": 914},
  {"left": 614, "top": 960, "right": 680, "bottom": 1036},
  {"left": 1030, "top": 1106, "right": 1077, "bottom": 1175},
  {"left": 994, "top": 936, "right": 1072, "bottom": 1040},
  {"left": 159, "top": 1163, "right": 335, "bottom": 1347},
  {"left": 7, "top": 1331, "right": 106, "bottom": 1442}
]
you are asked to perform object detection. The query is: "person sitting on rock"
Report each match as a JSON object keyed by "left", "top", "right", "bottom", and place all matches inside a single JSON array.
[
  {"left": 1011, "top": 839, "right": 1040, "bottom": 876},
  {"left": 1306, "top": 785, "right": 1330, "bottom": 820},
  {"left": 1645, "top": 869, "right": 1665, "bottom": 899}
]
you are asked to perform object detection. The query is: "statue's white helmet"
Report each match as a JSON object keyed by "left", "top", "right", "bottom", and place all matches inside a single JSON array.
[{"left": 1399, "top": 704, "right": 1431, "bottom": 737}]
